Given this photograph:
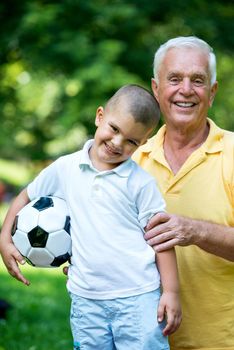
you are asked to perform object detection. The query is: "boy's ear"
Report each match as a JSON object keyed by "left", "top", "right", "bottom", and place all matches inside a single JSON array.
[{"left": 95, "top": 106, "right": 104, "bottom": 126}]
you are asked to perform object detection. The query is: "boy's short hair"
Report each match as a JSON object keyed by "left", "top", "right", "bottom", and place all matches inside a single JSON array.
[{"left": 105, "top": 84, "right": 160, "bottom": 128}]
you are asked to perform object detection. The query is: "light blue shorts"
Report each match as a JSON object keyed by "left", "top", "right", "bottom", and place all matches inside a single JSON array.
[{"left": 69, "top": 288, "right": 169, "bottom": 350}]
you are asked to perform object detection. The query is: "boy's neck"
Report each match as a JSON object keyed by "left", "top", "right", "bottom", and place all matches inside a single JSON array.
[{"left": 89, "top": 145, "right": 125, "bottom": 172}]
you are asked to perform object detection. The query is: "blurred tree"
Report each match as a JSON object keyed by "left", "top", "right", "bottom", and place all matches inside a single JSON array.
[{"left": 0, "top": 0, "right": 233, "bottom": 163}]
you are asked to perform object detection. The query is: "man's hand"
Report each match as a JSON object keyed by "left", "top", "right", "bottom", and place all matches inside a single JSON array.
[{"left": 145, "top": 212, "right": 195, "bottom": 252}]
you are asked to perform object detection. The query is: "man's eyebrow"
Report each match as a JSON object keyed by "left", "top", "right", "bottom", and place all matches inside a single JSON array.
[
  {"left": 192, "top": 73, "right": 207, "bottom": 79},
  {"left": 166, "top": 71, "right": 208, "bottom": 79},
  {"left": 167, "top": 71, "right": 181, "bottom": 76}
]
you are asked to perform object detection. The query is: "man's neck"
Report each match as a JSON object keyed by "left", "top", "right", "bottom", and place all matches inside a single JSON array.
[{"left": 163, "top": 121, "right": 210, "bottom": 174}]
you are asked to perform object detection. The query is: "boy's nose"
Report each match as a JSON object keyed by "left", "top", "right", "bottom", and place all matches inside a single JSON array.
[{"left": 112, "top": 135, "right": 123, "bottom": 148}]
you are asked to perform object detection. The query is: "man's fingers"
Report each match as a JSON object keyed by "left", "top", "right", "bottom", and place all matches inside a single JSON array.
[
  {"left": 152, "top": 238, "right": 179, "bottom": 252},
  {"left": 146, "top": 212, "right": 170, "bottom": 231}
]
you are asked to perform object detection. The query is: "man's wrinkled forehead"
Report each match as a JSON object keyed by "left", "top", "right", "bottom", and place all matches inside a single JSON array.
[{"left": 161, "top": 47, "right": 210, "bottom": 77}]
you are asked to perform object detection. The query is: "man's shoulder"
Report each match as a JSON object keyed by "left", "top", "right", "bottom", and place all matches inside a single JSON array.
[
  {"left": 139, "top": 136, "right": 157, "bottom": 153},
  {"left": 132, "top": 136, "right": 157, "bottom": 164},
  {"left": 223, "top": 129, "right": 234, "bottom": 143},
  {"left": 209, "top": 118, "right": 234, "bottom": 142}
]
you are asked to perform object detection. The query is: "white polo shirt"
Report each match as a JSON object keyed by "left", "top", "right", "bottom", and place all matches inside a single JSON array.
[{"left": 27, "top": 140, "right": 166, "bottom": 299}]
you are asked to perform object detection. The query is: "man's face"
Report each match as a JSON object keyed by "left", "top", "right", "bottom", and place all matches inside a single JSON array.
[{"left": 152, "top": 47, "right": 218, "bottom": 131}]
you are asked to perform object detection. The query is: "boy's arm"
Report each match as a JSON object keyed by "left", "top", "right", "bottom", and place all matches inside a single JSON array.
[
  {"left": 136, "top": 177, "right": 181, "bottom": 334},
  {"left": 0, "top": 188, "right": 30, "bottom": 285},
  {"left": 156, "top": 248, "right": 182, "bottom": 336}
]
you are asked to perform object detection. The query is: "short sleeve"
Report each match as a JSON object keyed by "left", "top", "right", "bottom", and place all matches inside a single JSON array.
[
  {"left": 136, "top": 179, "right": 166, "bottom": 229},
  {"left": 27, "top": 159, "right": 64, "bottom": 200}
]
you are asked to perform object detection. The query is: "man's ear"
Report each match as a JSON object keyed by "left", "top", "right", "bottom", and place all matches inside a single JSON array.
[
  {"left": 151, "top": 78, "right": 159, "bottom": 103},
  {"left": 95, "top": 106, "right": 104, "bottom": 127},
  {"left": 209, "top": 81, "right": 218, "bottom": 107}
]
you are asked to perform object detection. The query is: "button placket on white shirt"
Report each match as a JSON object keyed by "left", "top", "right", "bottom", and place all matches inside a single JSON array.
[{"left": 92, "top": 174, "right": 103, "bottom": 199}]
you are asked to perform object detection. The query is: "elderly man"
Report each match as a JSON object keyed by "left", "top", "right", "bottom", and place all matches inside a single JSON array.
[{"left": 133, "top": 36, "right": 234, "bottom": 350}]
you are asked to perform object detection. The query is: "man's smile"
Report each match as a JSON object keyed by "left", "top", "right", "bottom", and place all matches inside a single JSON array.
[{"left": 173, "top": 101, "right": 197, "bottom": 108}]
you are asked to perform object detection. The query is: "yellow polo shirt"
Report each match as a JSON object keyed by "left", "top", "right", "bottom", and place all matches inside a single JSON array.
[{"left": 133, "top": 119, "right": 234, "bottom": 350}]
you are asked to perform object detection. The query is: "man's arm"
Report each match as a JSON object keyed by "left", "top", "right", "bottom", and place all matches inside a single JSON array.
[
  {"left": 0, "top": 188, "right": 30, "bottom": 285},
  {"left": 145, "top": 212, "right": 234, "bottom": 261}
]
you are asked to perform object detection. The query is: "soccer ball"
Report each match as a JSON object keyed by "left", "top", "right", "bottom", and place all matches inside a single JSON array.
[{"left": 12, "top": 196, "right": 72, "bottom": 268}]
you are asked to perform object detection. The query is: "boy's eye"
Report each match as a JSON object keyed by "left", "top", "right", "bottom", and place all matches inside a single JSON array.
[
  {"left": 110, "top": 124, "right": 118, "bottom": 132},
  {"left": 128, "top": 139, "right": 138, "bottom": 146}
]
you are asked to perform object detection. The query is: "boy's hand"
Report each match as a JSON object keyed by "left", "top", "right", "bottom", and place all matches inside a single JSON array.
[
  {"left": 63, "top": 265, "right": 69, "bottom": 276},
  {"left": 157, "top": 291, "right": 182, "bottom": 336},
  {"left": 0, "top": 241, "right": 30, "bottom": 286}
]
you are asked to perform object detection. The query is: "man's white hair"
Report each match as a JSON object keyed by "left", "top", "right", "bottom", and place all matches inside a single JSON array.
[{"left": 153, "top": 36, "right": 217, "bottom": 85}]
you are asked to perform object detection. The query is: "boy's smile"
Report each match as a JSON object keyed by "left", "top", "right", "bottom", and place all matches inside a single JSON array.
[{"left": 89, "top": 105, "right": 154, "bottom": 171}]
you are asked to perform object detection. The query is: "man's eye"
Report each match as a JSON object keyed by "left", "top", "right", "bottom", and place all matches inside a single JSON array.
[
  {"left": 169, "top": 77, "right": 179, "bottom": 85},
  {"left": 194, "top": 79, "right": 204, "bottom": 86}
]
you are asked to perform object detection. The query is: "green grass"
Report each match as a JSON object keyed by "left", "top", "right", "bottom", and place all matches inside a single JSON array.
[{"left": 0, "top": 261, "right": 72, "bottom": 350}]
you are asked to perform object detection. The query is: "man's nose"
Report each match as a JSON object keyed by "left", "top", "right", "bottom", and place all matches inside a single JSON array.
[{"left": 180, "top": 78, "right": 193, "bottom": 95}]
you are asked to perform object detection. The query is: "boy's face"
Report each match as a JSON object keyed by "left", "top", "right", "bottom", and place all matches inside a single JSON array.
[{"left": 90, "top": 105, "right": 154, "bottom": 171}]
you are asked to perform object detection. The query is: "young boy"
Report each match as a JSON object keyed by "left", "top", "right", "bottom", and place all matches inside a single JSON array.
[{"left": 0, "top": 84, "right": 181, "bottom": 349}]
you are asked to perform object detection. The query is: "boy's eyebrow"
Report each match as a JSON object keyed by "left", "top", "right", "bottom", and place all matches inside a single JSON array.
[
  {"left": 109, "top": 121, "right": 141, "bottom": 144},
  {"left": 109, "top": 121, "right": 118, "bottom": 127},
  {"left": 109, "top": 121, "right": 119, "bottom": 131}
]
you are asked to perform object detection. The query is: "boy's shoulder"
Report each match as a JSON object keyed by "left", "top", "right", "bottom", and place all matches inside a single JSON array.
[
  {"left": 57, "top": 140, "right": 93, "bottom": 166},
  {"left": 126, "top": 159, "right": 160, "bottom": 200},
  {"left": 130, "top": 158, "right": 156, "bottom": 183},
  {"left": 57, "top": 149, "right": 83, "bottom": 164}
]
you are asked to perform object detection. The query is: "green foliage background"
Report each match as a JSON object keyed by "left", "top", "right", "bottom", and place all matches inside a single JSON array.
[
  {"left": 0, "top": 2, "right": 233, "bottom": 348},
  {"left": 0, "top": 0, "right": 234, "bottom": 166}
]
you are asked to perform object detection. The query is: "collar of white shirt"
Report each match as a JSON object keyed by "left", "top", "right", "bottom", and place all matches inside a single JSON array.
[{"left": 79, "top": 139, "right": 133, "bottom": 178}]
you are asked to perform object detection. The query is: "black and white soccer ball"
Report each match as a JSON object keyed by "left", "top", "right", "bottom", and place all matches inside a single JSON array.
[{"left": 12, "top": 196, "right": 72, "bottom": 268}]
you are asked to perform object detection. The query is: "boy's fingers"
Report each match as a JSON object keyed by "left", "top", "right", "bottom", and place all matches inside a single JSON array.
[
  {"left": 7, "top": 257, "right": 30, "bottom": 286},
  {"left": 63, "top": 266, "right": 69, "bottom": 276},
  {"left": 14, "top": 269, "right": 30, "bottom": 286},
  {"left": 14, "top": 268, "right": 30, "bottom": 286},
  {"left": 13, "top": 250, "right": 26, "bottom": 265},
  {"left": 157, "top": 302, "right": 165, "bottom": 323},
  {"left": 162, "top": 314, "right": 176, "bottom": 336}
]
